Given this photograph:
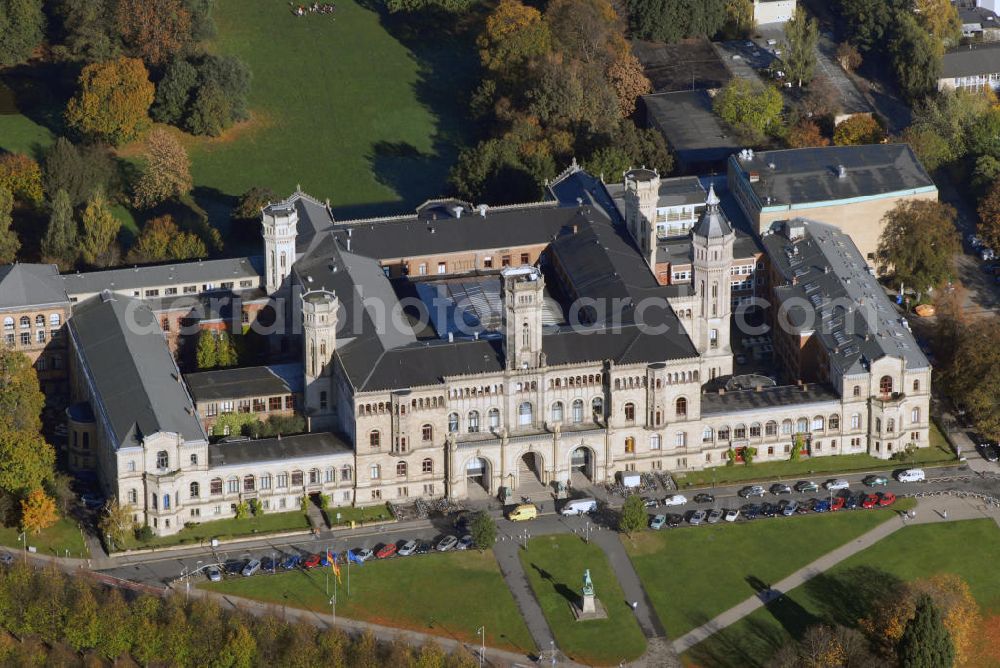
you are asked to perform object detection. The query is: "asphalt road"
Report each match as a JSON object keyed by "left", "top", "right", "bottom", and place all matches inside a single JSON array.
[{"left": 100, "top": 462, "right": 1000, "bottom": 588}]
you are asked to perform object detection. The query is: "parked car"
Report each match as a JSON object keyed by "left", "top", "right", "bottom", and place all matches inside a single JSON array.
[
  {"left": 741, "top": 504, "right": 761, "bottom": 520},
  {"left": 642, "top": 497, "right": 659, "bottom": 508},
  {"left": 739, "top": 485, "right": 766, "bottom": 498},
  {"left": 707, "top": 508, "right": 724, "bottom": 524},
  {"left": 878, "top": 492, "right": 897, "bottom": 507},
  {"left": 689, "top": 509, "right": 708, "bottom": 525},
  {"left": 355, "top": 548, "right": 374, "bottom": 562},
  {"left": 813, "top": 499, "right": 831, "bottom": 513},
  {"left": 862, "top": 494, "right": 880, "bottom": 509},
  {"left": 830, "top": 496, "right": 846, "bottom": 512},
  {"left": 794, "top": 480, "right": 819, "bottom": 493},
  {"left": 457, "top": 535, "right": 474, "bottom": 551},
  {"left": 241, "top": 559, "right": 261, "bottom": 577},
  {"left": 415, "top": 541, "right": 432, "bottom": 555},
  {"left": 398, "top": 540, "right": 418, "bottom": 556},
  {"left": 436, "top": 535, "right": 458, "bottom": 552},
  {"left": 666, "top": 513, "right": 684, "bottom": 527},
  {"left": 795, "top": 500, "right": 811, "bottom": 515},
  {"left": 896, "top": 468, "right": 926, "bottom": 483},
  {"left": 663, "top": 494, "right": 688, "bottom": 507},
  {"left": 759, "top": 502, "right": 778, "bottom": 517},
  {"left": 982, "top": 248, "right": 996, "bottom": 262},
  {"left": 303, "top": 554, "right": 322, "bottom": 569},
  {"left": 376, "top": 543, "right": 398, "bottom": 559},
  {"left": 223, "top": 560, "right": 245, "bottom": 576},
  {"left": 824, "top": 478, "right": 850, "bottom": 491},
  {"left": 693, "top": 493, "right": 715, "bottom": 504},
  {"left": 281, "top": 554, "right": 301, "bottom": 570},
  {"left": 863, "top": 475, "right": 889, "bottom": 487},
  {"left": 206, "top": 566, "right": 222, "bottom": 582},
  {"left": 724, "top": 508, "right": 740, "bottom": 522},
  {"left": 650, "top": 514, "right": 667, "bottom": 530},
  {"left": 970, "top": 233, "right": 985, "bottom": 248},
  {"left": 780, "top": 500, "right": 799, "bottom": 516},
  {"left": 770, "top": 483, "right": 792, "bottom": 495},
  {"left": 840, "top": 492, "right": 858, "bottom": 510},
  {"left": 507, "top": 504, "right": 538, "bottom": 521},
  {"left": 979, "top": 443, "right": 1000, "bottom": 463},
  {"left": 561, "top": 498, "right": 598, "bottom": 515},
  {"left": 260, "top": 557, "right": 275, "bottom": 572}
]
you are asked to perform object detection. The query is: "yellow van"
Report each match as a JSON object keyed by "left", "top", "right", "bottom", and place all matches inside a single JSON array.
[{"left": 507, "top": 503, "right": 538, "bottom": 522}]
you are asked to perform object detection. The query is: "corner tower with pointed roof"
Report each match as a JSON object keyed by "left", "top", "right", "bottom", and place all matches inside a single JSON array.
[{"left": 691, "top": 184, "right": 734, "bottom": 380}]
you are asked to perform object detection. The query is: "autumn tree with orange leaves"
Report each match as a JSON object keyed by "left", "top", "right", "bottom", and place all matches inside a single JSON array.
[
  {"left": 65, "top": 57, "right": 154, "bottom": 145},
  {"left": 115, "top": 0, "right": 193, "bottom": 67}
]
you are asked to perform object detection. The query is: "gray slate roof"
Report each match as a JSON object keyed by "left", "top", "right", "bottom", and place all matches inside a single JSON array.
[
  {"left": 761, "top": 219, "right": 929, "bottom": 375},
  {"left": 69, "top": 293, "right": 206, "bottom": 448},
  {"left": 942, "top": 42, "right": 1000, "bottom": 78},
  {"left": 642, "top": 90, "right": 740, "bottom": 167},
  {"left": 0, "top": 264, "right": 69, "bottom": 309},
  {"left": 184, "top": 363, "right": 302, "bottom": 402},
  {"left": 61, "top": 257, "right": 264, "bottom": 297},
  {"left": 731, "top": 144, "right": 936, "bottom": 209},
  {"left": 700, "top": 383, "right": 840, "bottom": 415},
  {"left": 208, "top": 432, "right": 352, "bottom": 468},
  {"left": 693, "top": 186, "right": 732, "bottom": 238}
]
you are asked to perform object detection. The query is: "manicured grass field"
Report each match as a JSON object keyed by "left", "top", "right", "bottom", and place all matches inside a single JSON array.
[
  {"left": 118, "top": 510, "right": 310, "bottom": 551},
  {"left": 675, "top": 426, "right": 954, "bottom": 488},
  {"left": 202, "top": 550, "right": 536, "bottom": 655},
  {"left": 520, "top": 534, "right": 647, "bottom": 666},
  {"left": 683, "top": 518, "right": 1000, "bottom": 667},
  {"left": 195, "top": 0, "right": 475, "bottom": 214},
  {"left": 0, "top": 517, "right": 88, "bottom": 559},
  {"left": 625, "top": 505, "right": 909, "bottom": 639},
  {"left": 324, "top": 504, "right": 393, "bottom": 527}
]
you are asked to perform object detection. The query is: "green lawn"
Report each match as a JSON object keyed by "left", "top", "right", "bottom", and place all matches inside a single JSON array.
[
  {"left": 324, "top": 504, "right": 394, "bottom": 527},
  {"left": 520, "top": 535, "right": 647, "bottom": 666},
  {"left": 625, "top": 505, "right": 909, "bottom": 639},
  {"left": 202, "top": 550, "right": 535, "bottom": 655},
  {"left": 683, "top": 519, "right": 1000, "bottom": 667},
  {"left": 195, "top": 0, "right": 476, "bottom": 215},
  {"left": 675, "top": 426, "right": 954, "bottom": 488},
  {"left": 0, "top": 517, "right": 88, "bottom": 559},
  {"left": 117, "top": 511, "right": 310, "bottom": 551}
]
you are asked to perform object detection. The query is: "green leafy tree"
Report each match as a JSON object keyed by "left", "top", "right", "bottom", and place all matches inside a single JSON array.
[
  {"left": 0, "top": 0, "right": 45, "bottom": 67},
  {"left": 470, "top": 510, "right": 497, "bottom": 550},
  {"left": 385, "top": 0, "right": 473, "bottom": 12},
  {"left": 724, "top": 0, "right": 755, "bottom": 37},
  {"left": 98, "top": 499, "right": 133, "bottom": 549},
  {"left": 899, "top": 125, "right": 951, "bottom": 172},
  {"left": 916, "top": 0, "right": 962, "bottom": 50},
  {"left": 477, "top": 0, "right": 551, "bottom": 76},
  {"left": 260, "top": 414, "right": 306, "bottom": 437},
  {"left": 216, "top": 617, "right": 257, "bottom": 668},
  {"left": 234, "top": 501, "right": 249, "bottom": 520},
  {"left": 944, "top": 321, "right": 1000, "bottom": 439},
  {"left": 713, "top": 78, "right": 784, "bottom": 143},
  {"left": 196, "top": 329, "right": 218, "bottom": 369},
  {"left": 300, "top": 495, "right": 309, "bottom": 514},
  {"left": 876, "top": 200, "right": 960, "bottom": 296},
  {"left": 42, "top": 138, "right": 120, "bottom": 206},
  {"left": 152, "top": 58, "right": 198, "bottom": 126},
  {"left": 129, "top": 595, "right": 162, "bottom": 666},
  {"left": 51, "top": 0, "right": 120, "bottom": 63},
  {"left": 891, "top": 14, "right": 942, "bottom": 103},
  {"left": 41, "top": 189, "right": 78, "bottom": 266},
  {"left": 833, "top": 114, "right": 884, "bottom": 146},
  {"left": 63, "top": 578, "right": 100, "bottom": 652},
  {"left": 96, "top": 588, "right": 134, "bottom": 660},
  {"left": 0, "top": 431, "right": 54, "bottom": 497},
  {"left": 898, "top": 594, "right": 955, "bottom": 668},
  {"left": 618, "top": 494, "right": 647, "bottom": 535},
  {"left": 783, "top": 9, "right": 819, "bottom": 87},
  {"left": 0, "top": 187, "right": 20, "bottom": 265},
  {"left": 791, "top": 433, "right": 804, "bottom": 461},
  {"left": 127, "top": 214, "right": 206, "bottom": 264},
  {"left": 234, "top": 185, "right": 276, "bottom": 221},
  {"left": 79, "top": 188, "right": 120, "bottom": 267},
  {"left": 159, "top": 596, "right": 192, "bottom": 666},
  {"left": 0, "top": 347, "right": 44, "bottom": 434},
  {"left": 216, "top": 331, "right": 238, "bottom": 368},
  {"left": 838, "top": 0, "right": 907, "bottom": 55},
  {"left": 21, "top": 565, "right": 66, "bottom": 643},
  {"left": 185, "top": 55, "right": 252, "bottom": 136},
  {"left": 249, "top": 498, "right": 263, "bottom": 516},
  {"left": 626, "top": 0, "right": 727, "bottom": 43}
]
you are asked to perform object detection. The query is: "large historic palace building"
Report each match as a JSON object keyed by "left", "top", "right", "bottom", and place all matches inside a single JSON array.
[{"left": 3, "top": 153, "right": 932, "bottom": 535}]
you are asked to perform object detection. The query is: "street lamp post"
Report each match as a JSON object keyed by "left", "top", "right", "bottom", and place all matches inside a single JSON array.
[
  {"left": 476, "top": 625, "right": 485, "bottom": 668},
  {"left": 329, "top": 596, "right": 336, "bottom": 625},
  {"left": 18, "top": 532, "right": 25, "bottom": 564},
  {"left": 550, "top": 640, "right": 556, "bottom": 666}
]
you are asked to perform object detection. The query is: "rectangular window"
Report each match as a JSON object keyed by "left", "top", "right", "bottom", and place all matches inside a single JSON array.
[
  {"left": 183, "top": 286, "right": 197, "bottom": 294},
  {"left": 260, "top": 474, "right": 271, "bottom": 490},
  {"left": 269, "top": 397, "right": 282, "bottom": 411},
  {"left": 418, "top": 263, "right": 426, "bottom": 275},
  {"left": 206, "top": 403, "right": 218, "bottom": 417},
  {"left": 221, "top": 281, "right": 234, "bottom": 289},
  {"left": 285, "top": 395, "right": 296, "bottom": 410},
  {"left": 483, "top": 256, "right": 493, "bottom": 268},
  {"left": 291, "top": 471, "right": 303, "bottom": 486},
  {"left": 239, "top": 399, "right": 251, "bottom": 413},
  {"left": 398, "top": 487, "right": 408, "bottom": 498},
  {"left": 240, "top": 280, "right": 253, "bottom": 288},
  {"left": 277, "top": 473, "right": 288, "bottom": 488},
  {"left": 253, "top": 398, "right": 266, "bottom": 412},
  {"left": 221, "top": 401, "right": 234, "bottom": 414},
  {"left": 165, "top": 287, "right": 178, "bottom": 296},
  {"left": 520, "top": 253, "right": 529, "bottom": 265},
  {"left": 371, "top": 489, "right": 382, "bottom": 500},
  {"left": 145, "top": 289, "right": 159, "bottom": 297},
  {"left": 437, "top": 262, "right": 446, "bottom": 274}
]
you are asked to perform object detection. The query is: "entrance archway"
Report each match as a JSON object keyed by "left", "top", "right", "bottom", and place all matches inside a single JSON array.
[
  {"left": 521, "top": 452, "right": 543, "bottom": 483},
  {"left": 465, "top": 457, "right": 491, "bottom": 498},
  {"left": 569, "top": 446, "right": 594, "bottom": 481}
]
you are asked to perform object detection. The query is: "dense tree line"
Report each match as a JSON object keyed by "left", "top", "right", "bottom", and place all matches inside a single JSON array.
[
  {"left": 450, "top": 0, "right": 671, "bottom": 204},
  {"left": 624, "top": 0, "right": 753, "bottom": 44},
  {"left": 0, "top": 561, "right": 481, "bottom": 667}
]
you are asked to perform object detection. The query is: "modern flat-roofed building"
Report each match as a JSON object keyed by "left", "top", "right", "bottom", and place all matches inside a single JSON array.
[
  {"left": 939, "top": 41, "right": 1000, "bottom": 91},
  {"left": 727, "top": 144, "right": 938, "bottom": 260}
]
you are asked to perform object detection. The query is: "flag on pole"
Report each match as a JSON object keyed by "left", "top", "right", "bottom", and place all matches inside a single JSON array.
[{"left": 329, "top": 550, "right": 342, "bottom": 583}]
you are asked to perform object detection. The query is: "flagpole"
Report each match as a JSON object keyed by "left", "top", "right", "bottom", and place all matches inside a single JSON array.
[{"left": 348, "top": 552, "right": 351, "bottom": 597}]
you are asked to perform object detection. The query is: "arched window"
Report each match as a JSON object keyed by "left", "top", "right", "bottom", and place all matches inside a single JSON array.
[
  {"left": 551, "top": 402, "right": 564, "bottom": 423},
  {"left": 624, "top": 403, "right": 636, "bottom": 422},
  {"left": 795, "top": 418, "right": 807, "bottom": 433},
  {"left": 853, "top": 385, "right": 861, "bottom": 397},
  {"left": 421, "top": 424, "right": 433, "bottom": 441},
  {"left": 571, "top": 399, "right": 584, "bottom": 423},
  {"left": 243, "top": 475, "right": 255, "bottom": 491},
  {"left": 625, "top": 436, "right": 635, "bottom": 453},
  {"left": 227, "top": 477, "right": 239, "bottom": 494},
  {"left": 422, "top": 458, "right": 433, "bottom": 473},
  {"left": 829, "top": 414, "right": 840, "bottom": 430},
  {"left": 448, "top": 413, "right": 459, "bottom": 432},
  {"left": 369, "top": 430, "right": 381, "bottom": 448},
  {"left": 291, "top": 470, "right": 304, "bottom": 486},
  {"left": 734, "top": 424, "right": 746, "bottom": 439},
  {"left": 876, "top": 418, "right": 882, "bottom": 433},
  {"left": 340, "top": 465, "right": 353, "bottom": 481},
  {"left": 886, "top": 418, "right": 895, "bottom": 433},
  {"left": 34, "top": 315, "right": 44, "bottom": 327},
  {"left": 3, "top": 317, "right": 12, "bottom": 331},
  {"left": 127, "top": 488, "right": 138, "bottom": 504},
  {"left": 592, "top": 397, "right": 603, "bottom": 418},
  {"left": 397, "top": 461, "right": 407, "bottom": 477},
  {"left": 812, "top": 416, "right": 825, "bottom": 431},
  {"left": 911, "top": 407, "right": 921, "bottom": 423},
  {"left": 676, "top": 397, "right": 687, "bottom": 417},
  {"left": 210, "top": 478, "right": 223, "bottom": 495},
  {"left": 765, "top": 421, "right": 777, "bottom": 437},
  {"left": 879, "top": 375, "right": 893, "bottom": 396},
  {"left": 49, "top": 313, "right": 60, "bottom": 327},
  {"left": 19, "top": 316, "right": 29, "bottom": 328},
  {"left": 782, "top": 420, "right": 793, "bottom": 435},
  {"left": 467, "top": 410, "right": 480, "bottom": 433},
  {"left": 369, "top": 464, "right": 380, "bottom": 480},
  {"left": 518, "top": 402, "right": 533, "bottom": 426},
  {"left": 650, "top": 434, "right": 661, "bottom": 450},
  {"left": 488, "top": 408, "right": 500, "bottom": 429},
  {"left": 521, "top": 321, "right": 529, "bottom": 346},
  {"left": 309, "top": 468, "right": 319, "bottom": 484},
  {"left": 156, "top": 451, "right": 168, "bottom": 469},
  {"left": 189, "top": 481, "right": 200, "bottom": 498},
  {"left": 718, "top": 426, "right": 730, "bottom": 441},
  {"left": 702, "top": 426, "right": 714, "bottom": 442},
  {"left": 749, "top": 423, "right": 761, "bottom": 438}
]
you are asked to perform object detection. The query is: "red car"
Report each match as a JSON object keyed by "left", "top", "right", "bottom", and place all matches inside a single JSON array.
[
  {"left": 376, "top": 543, "right": 397, "bottom": 559},
  {"left": 303, "top": 553, "right": 322, "bottom": 569},
  {"left": 878, "top": 492, "right": 896, "bottom": 507},
  {"left": 862, "top": 494, "right": 880, "bottom": 509},
  {"left": 830, "top": 496, "right": 846, "bottom": 512}
]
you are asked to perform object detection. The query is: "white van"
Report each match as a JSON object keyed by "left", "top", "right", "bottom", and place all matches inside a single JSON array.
[
  {"left": 561, "top": 498, "right": 598, "bottom": 516},
  {"left": 897, "top": 468, "right": 926, "bottom": 483}
]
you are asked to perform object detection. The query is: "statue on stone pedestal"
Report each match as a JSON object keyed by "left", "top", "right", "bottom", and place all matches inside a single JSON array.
[{"left": 580, "top": 568, "right": 596, "bottom": 614}]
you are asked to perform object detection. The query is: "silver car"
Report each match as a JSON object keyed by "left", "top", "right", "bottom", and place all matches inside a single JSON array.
[
  {"left": 397, "top": 540, "right": 418, "bottom": 556},
  {"left": 241, "top": 559, "right": 261, "bottom": 577},
  {"left": 436, "top": 535, "right": 458, "bottom": 551},
  {"left": 689, "top": 509, "right": 707, "bottom": 525},
  {"left": 206, "top": 566, "right": 222, "bottom": 582},
  {"left": 706, "top": 508, "right": 724, "bottom": 524}
]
